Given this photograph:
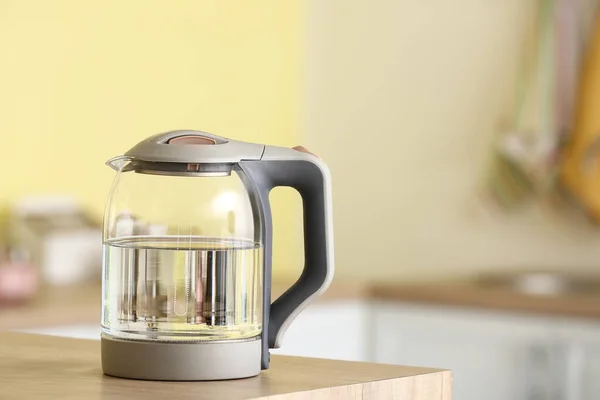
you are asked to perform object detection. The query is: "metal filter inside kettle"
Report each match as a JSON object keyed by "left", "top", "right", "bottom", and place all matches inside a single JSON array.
[{"left": 100, "top": 130, "right": 334, "bottom": 381}]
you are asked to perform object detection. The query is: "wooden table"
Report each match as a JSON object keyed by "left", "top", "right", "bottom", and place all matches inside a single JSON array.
[{"left": 0, "top": 332, "right": 451, "bottom": 400}]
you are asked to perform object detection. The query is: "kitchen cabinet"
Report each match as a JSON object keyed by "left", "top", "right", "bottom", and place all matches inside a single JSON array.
[
  {"left": 371, "top": 302, "right": 560, "bottom": 400},
  {"left": 580, "top": 344, "right": 600, "bottom": 400},
  {"left": 555, "top": 319, "right": 600, "bottom": 400},
  {"left": 271, "top": 300, "right": 369, "bottom": 361}
]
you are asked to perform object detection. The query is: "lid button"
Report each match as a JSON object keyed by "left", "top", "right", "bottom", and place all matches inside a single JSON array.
[{"left": 167, "top": 136, "right": 216, "bottom": 145}]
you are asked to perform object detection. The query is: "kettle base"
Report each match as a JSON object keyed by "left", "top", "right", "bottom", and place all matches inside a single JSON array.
[{"left": 101, "top": 334, "right": 262, "bottom": 381}]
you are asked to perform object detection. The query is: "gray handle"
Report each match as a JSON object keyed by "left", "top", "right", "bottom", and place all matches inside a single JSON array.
[{"left": 239, "top": 145, "right": 334, "bottom": 350}]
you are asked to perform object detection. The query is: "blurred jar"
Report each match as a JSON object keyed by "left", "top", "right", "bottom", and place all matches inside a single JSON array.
[
  {"left": 0, "top": 246, "right": 38, "bottom": 304},
  {"left": 7, "top": 196, "right": 102, "bottom": 286}
]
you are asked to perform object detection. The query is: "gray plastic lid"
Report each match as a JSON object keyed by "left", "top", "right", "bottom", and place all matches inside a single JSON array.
[{"left": 111, "top": 130, "right": 265, "bottom": 165}]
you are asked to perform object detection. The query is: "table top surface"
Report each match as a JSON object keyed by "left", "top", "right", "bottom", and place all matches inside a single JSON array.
[{"left": 0, "top": 332, "right": 450, "bottom": 400}]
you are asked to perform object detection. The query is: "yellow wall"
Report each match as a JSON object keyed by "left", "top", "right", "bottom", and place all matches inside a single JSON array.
[
  {"left": 0, "top": 1, "right": 304, "bottom": 278},
  {"left": 306, "top": 0, "right": 600, "bottom": 281}
]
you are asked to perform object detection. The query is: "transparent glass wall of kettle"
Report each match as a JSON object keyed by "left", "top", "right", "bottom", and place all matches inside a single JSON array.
[{"left": 102, "top": 167, "right": 263, "bottom": 342}]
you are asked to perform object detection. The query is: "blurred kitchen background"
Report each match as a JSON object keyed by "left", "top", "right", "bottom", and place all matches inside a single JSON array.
[{"left": 4, "top": 1, "right": 600, "bottom": 399}]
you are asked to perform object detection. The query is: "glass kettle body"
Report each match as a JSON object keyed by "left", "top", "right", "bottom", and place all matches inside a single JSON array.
[{"left": 100, "top": 130, "right": 334, "bottom": 381}]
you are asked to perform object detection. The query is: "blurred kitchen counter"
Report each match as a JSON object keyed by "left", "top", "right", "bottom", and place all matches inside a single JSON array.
[
  {"left": 5, "top": 278, "right": 600, "bottom": 331},
  {"left": 0, "top": 280, "right": 370, "bottom": 331},
  {"left": 0, "top": 282, "right": 102, "bottom": 331},
  {"left": 370, "top": 281, "right": 600, "bottom": 320}
]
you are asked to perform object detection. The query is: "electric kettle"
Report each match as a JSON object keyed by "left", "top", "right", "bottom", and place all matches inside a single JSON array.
[{"left": 100, "top": 130, "right": 334, "bottom": 381}]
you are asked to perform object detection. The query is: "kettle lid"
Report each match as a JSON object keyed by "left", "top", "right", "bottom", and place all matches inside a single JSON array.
[{"left": 110, "top": 130, "right": 265, "bottom": 167}]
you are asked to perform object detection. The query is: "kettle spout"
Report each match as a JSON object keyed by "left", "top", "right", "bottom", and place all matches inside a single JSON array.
[{"left": 106, "top": 156, "right": 132, "bottom": 172}]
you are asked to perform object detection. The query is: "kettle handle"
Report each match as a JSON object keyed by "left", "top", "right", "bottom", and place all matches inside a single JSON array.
[{"left": 239, "top": 145, "right": 334, "bottom": 353}]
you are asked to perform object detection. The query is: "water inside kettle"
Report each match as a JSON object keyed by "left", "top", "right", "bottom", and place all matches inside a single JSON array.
[{"left": 102, "top": 236, "right": 263, "bottom": 341}]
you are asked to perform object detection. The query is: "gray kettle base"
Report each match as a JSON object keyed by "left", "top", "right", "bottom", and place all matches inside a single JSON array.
[{"left": 101, "top": 334, "right": 262, "bottom": 381}]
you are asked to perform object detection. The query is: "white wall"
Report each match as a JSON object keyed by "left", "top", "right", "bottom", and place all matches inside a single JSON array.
[{"left": 305, "top": 1, "right": 600, "bottom": 280}]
